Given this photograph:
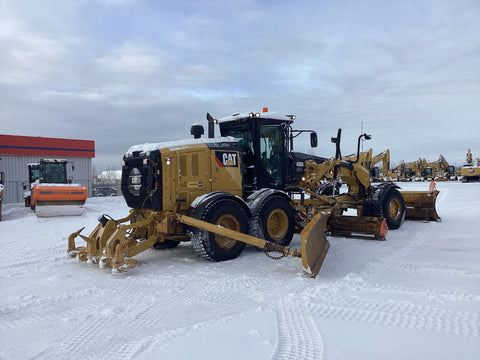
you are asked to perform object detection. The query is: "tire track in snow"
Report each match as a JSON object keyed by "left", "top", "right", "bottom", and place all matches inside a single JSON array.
[
  {"left": 306, "top": 294, "right": 479, "bottom": 337},
  {"left": 365, "top": 260, "right": 480, "bottom": 280},
  {"left": 31, "top": 278, "right": 148, "bottom": 360},
  {"left": 31, "top": 273, "right": 253, "bottom": 360},
  {"left": 121, "top": 309, "right": 262, "bottom": 358},
  {"left": 111, "top": 273, "right": 267, "bottom": 357},
  {"left": 348, "top": 278, "right": 480, "bottom": 303},
  {"left": 272, "top": 298, "right": 324, "bottom": 360},
  {"left": 0, "top": 245, "right": 66, "bottom": 273},
  {"left": 0, "top": 289, "right": 99, "bottom": 330}
]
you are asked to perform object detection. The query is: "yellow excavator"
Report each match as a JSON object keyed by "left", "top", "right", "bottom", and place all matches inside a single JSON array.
[
  {"left": 68, "top": 111, "right": 440, "bottom": 277},
  {"left": 423, "top": 155, "right": 456, "bottom": 181},
  {"left": 391, "top": 159, "right": 422, "bottom": 181},
  {"left": 461, "top": 149, "right": 480, "bottom": 182},
  {"left": 343, "top": 149, "right": 390, "bottom": 182}
]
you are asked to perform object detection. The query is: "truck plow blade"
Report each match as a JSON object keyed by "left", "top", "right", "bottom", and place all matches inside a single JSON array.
[
  {"left": 401, "top": 190, "right": 441, "bottom": 222},
  {"left": 33, "top": 184, "right": 88, "bottom": 217},
  {"left": 36, "top": 204, "right": 85, "bottom": 217}
]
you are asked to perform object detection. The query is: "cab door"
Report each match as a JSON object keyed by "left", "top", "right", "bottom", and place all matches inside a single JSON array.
[{"left": 258, "top": 125, "right": 285, "bottom": 188}]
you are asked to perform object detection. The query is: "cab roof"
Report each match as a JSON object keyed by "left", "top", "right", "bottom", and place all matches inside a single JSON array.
[{"left": 217, "top": 111, "right": 295, "bottom": 124}]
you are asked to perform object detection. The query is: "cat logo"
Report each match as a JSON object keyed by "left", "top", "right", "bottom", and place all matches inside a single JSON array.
[{"left": 215, "top": 151, "right": 238, "bottom": 167}]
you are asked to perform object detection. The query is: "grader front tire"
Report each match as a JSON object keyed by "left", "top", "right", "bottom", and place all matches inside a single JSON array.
[{"left": 190, "top": 198, "right": 248, "bottom": 262}]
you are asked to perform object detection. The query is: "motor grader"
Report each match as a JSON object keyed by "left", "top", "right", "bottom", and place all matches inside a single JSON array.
[{"left": 68, "top": 110, "right": 440, "bottom": 277}]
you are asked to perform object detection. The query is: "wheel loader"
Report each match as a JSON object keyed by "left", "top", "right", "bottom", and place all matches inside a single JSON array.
[{"left": 68, "top": 110, "right": 440, "bottom": 278}]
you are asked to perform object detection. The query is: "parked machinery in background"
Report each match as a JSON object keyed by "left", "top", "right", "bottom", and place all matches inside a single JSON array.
[
  {"left": 24, "top": 159, "right": 88, "bottom": 217},
  {"left": 461, "top": 149, "right": 480, "bottom": 182}
]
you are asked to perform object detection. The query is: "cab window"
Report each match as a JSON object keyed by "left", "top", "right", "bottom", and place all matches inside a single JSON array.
[{"left": 260, "top": 126, "right": 283, "bottom": 185}]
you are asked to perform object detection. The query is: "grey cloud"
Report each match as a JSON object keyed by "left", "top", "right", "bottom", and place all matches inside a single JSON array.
[{"left": 0, "top": 0, "right": 479, "bottom": 171}]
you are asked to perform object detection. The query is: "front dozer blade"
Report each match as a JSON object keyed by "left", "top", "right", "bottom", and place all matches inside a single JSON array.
[
  {"left": 300, "top": 211, "right": 331, "bottom": 278},
  {"left": 401, "top": 190, "right": 441, "bottom": 222}
]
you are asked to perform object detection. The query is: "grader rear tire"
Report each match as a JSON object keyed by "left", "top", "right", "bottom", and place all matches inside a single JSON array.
[{"left": 190, "top": 198, "right": 248, "bottom": 261}]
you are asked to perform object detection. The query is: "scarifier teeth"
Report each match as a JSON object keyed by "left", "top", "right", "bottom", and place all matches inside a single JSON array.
[
  {"left": 99, "top": 257, "right": 112, "bottom": 269},
  {"left": 79, "top": 234, "right": 95, "bottom": 244},
  {"left": 67, "top": 227, "right": 85, "bottom": 252},
  {"left": 87, "top": 256, "right": 99, "bottom": 265},
  {"left": 67, "top": 250, "right": 78, "bottom": 258},
  {"left": 77, "top": 251, "right": 88, "bottom": 262},
  {"left": 67, "top": 246, "right": 87, "bottom": 261},
  {"left": 112, "top": 258, "right": 137, "bottom": 274}
]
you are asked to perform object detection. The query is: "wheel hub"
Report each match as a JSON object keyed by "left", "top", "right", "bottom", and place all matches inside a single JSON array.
[
  {"left": 214, "top": 214, "right": 240, "bottom": 249},
  {"left": 389, "top": 198, "right": 402, "bottom": 221},
  {"left": 267, "top": 209, "right": 288, "bottom": 240}
]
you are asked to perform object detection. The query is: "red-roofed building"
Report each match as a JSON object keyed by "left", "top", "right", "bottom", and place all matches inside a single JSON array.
[{"left": 0, "top": 135, "right": 95, "bottom": 204}]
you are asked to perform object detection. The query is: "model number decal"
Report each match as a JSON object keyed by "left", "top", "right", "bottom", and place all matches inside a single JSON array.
[{"left": 215, "top": 151, "right": 238, "bottom": 167}]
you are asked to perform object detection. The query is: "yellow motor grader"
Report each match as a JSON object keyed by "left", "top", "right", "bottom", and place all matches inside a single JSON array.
[{"left": 68, "top": 111, "right": 440, "bottom": 277}]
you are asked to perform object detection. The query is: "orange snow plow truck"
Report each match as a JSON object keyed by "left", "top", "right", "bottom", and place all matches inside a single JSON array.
[
  {"left": 24, "top": 159, "right": 87, "bottom": 217},
  {"left": 67, "top": 111, "right": 440, "bottom": 278}
]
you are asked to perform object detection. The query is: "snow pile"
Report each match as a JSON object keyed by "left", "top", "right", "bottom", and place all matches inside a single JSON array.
[
  {"left": 97, "top": 170, "right": 122, "bottom": 180},
  {"left": 0, "top": 182, "right": 479, "bottom": 359},
  {"left": 125, "top": 136, "right": 237, "bottom": 157}
]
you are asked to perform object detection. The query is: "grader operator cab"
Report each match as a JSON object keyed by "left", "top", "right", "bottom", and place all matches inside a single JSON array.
[{"left": 68, "top": 111, "right": 440, "bottom": 277}]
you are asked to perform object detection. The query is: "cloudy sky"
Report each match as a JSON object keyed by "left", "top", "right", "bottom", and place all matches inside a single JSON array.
[{"left": 1, "top": 0, "right": 479, "bottom": 171}]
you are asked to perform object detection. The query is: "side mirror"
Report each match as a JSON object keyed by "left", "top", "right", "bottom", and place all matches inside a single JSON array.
[{"left": 310, "top": 132, "right": 318, "bottom": 148}]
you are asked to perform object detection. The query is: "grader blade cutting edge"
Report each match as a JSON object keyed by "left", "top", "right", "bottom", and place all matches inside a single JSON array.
[
  {"left": 300, "top": 211, "right": 331, "bottom": 278},
  {"left": 401, "top": 190, "right": 441, "bottom": 222}
]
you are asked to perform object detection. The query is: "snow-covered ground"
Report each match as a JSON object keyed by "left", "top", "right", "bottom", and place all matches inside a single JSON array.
[{"left": 1, "top": 182, "right": 479, "bottom": 360}]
